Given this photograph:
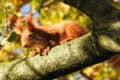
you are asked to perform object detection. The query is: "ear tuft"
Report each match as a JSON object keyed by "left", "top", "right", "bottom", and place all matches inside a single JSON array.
[
  {"left": 15, "top": 18, "right": 23, "bottom": 35},
  {"left": 24, "top": 13, "right": 32, "bottom": 24}
]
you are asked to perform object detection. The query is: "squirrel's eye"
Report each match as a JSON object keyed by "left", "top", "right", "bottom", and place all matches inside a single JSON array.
[{"left": 28, "top": 34, "right": 33, "bottom": 39}]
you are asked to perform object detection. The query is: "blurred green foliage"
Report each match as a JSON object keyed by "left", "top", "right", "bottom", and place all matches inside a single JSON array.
[{"left": 39, "top": 2, "right": 92, "bottom": 28}]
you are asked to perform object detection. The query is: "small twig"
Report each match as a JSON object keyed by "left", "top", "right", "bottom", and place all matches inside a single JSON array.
[
  {"left": 79, "top": 70, "right": 93, "bottom": 80},
  {"left": 42, "top": 0, "right": 56, "bottom": 7},
  {"left": 0, "top": 6, "right": 8, "bottom": 31}
]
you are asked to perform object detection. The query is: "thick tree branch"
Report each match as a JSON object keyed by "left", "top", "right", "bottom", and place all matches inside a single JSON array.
[
  {"left": 0, "top": 0, "right": 120, "bottom": 80},
  {"left": 0, "top": 33, "right": 115, "bottom": 80}
]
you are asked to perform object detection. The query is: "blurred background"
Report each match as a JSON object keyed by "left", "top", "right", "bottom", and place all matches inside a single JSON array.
[{"left": 0, "top": 0, "right": 120, "bottom": 80}]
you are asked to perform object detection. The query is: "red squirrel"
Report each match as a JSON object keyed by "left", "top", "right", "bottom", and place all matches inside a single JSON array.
[{"left": 15, "top": 14, "right": 88, "bottom": 56}]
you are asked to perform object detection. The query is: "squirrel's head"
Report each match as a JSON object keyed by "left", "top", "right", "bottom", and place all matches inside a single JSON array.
[
  {"left": 15, "top": 13, "right": 34, "bottom": 48},
  {"left": 21, "top": 27, "right": 34, "bottom": 48},
  {"left": 21, "top": 26, "right": 48, "bottom": 48},
  {"left": 15, "top": 14, "right": 49, "bottom": 48}
]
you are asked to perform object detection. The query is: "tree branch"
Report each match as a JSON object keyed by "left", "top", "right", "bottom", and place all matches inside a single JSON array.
[
  {"left": 0, "top": 33, "right": 115, "bottom": 80},
  {"left": 0, "top": 0, "right": 120, "bottom": 80}
]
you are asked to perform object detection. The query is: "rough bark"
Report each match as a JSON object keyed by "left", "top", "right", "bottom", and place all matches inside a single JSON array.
[{"left": 0, "top": 0, "right": 120, "bottom": 80}]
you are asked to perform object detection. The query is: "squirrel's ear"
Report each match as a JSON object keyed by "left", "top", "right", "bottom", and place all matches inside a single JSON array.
[
  {"left": 15, "top": 19, "right": 23, "bottom": 35},
  {"left": 24, "top": 13, "right": 35, "bottom": 30},
  {"left": 24, "top": 13, "right": 32, "bottom": 24}
]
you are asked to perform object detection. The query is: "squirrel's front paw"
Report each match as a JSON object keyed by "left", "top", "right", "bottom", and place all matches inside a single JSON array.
[
  {"left": 29, "top": 47, "right": 50, "bottom": 57},
  {"left": 41, "top": 47, "right": 50, "bottom": 56},
  {"left": 29, "top": 51, "right": 39, "bottom": 57}
]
